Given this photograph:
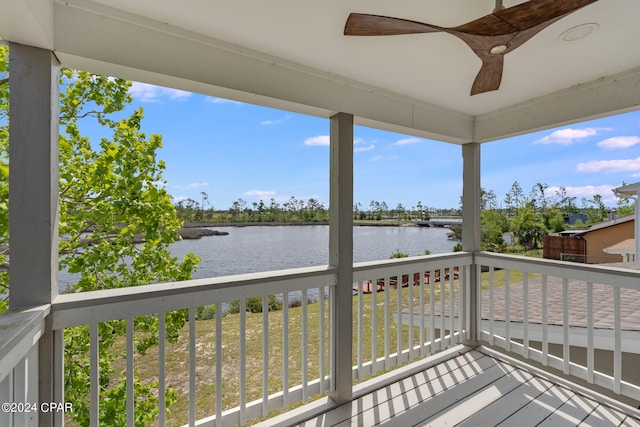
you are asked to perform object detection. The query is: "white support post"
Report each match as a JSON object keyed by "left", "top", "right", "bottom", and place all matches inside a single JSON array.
[
  {"left": 462, "top": 143, "right": 481, "bottom": 346},
  {"left": 328, "top": 112, "right": 353, "bottom": 405},
  {"left": 9, "top": 43, "right": 61, "bottom": 425}
]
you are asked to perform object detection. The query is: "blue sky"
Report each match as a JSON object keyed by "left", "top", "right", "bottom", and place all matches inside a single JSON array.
[{"left": 91, "top": 81, "right": 640, "bottom": 211}]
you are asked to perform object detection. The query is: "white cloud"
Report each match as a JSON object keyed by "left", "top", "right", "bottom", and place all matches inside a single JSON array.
[
  {"left": 174, "top": 182, "right": 209, "bottom": 190},
  {"left": 534, "top": 127, "right": 604, "bottom": 145},
  {"left": 547, "top": 185, "right": 616, "bottom": 198},
  {"left": 597, "top": 136, "right": 640, "bottom": 150},
  {"left": 244, "top": 190, "right": 276, "bottom": 198},
  {"left": 260, "top": 115, "right": 291, "bottom": 126},
  {"left": 355, "top": 144, "right": 375, "bottom": 152},
  {"left": 206, "top": 97, "right": 243, "bottom": 105},
  {"left": 304, "top": 135, "right": 330, "bottom": 146},
  {"left": 392, "top": 137, "right": 421, "bottom": 146},
  {"left": 129, "top": 82, "right": 192, "bottom": 102},
  {"left": 370, "top": 155, "right": 399, "bottom": 162},
  {"left": 577, "top": 157, "right": 640, "bottom": 174}
]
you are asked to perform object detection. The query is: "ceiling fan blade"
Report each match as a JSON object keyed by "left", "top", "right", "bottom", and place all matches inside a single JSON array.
[
  {"left": 452, "top": 13, "right": 517, "bottom": 36},
  {"left": 471, "top": 54, "right": 504, "bottom": 96},
  {"left": 495, "top": 0, "right": 598, "bottom": 31},
  {"left": 344, "top": 13, "right": 442, "bottom": 36}
]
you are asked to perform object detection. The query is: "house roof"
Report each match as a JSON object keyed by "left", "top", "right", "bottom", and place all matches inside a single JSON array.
[
  {"left": 2, "top": 0, "right": 640, "bottom": 144},
  {"left": 604, "top": 238, "right": 636, "bottom": 254},
  {"left": 582, "top": 214, "right": 635, "bottom": 234}
]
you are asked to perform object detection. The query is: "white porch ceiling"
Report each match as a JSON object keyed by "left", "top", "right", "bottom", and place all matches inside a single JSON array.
[{"left": 2, "top": 0, "right": 640, "bottom": 143}]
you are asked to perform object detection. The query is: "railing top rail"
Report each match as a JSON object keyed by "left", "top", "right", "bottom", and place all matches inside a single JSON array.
[
  {"left": 0, "top": 304, "right": 50, "bottom": 383},
  {"left": 476, "top": 251, "right": 640, "bottom": 289},
  {"left": 52, "top": 265, "right": 337, "bottom": 329},
  {"left": 353, "top": 252, "right": 472, "bottom": 277}
]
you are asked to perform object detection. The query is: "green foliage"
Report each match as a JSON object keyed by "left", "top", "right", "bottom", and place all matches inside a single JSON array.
[
  {"left": 547, "top": 208, "right": 566, "bottom": 233},
  {"left": 389, "top": 250, "right": 410, "bottom": 259},
  {"left": 481, "top": 209, "right": 508, "bottom": 251},
  {"left": 511, "top": 203, "right": 546, "bottom": 250},
  {"left": 0, "top": 47, "right": 200, "bottom": 425},
  {"left": 227, "top": 295, "right": 283, "bottom": 315}
]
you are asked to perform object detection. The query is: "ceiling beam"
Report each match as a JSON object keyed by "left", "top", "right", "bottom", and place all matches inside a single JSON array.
[{"left": 474, "top": 66, "right": 640, "bottom": 142}]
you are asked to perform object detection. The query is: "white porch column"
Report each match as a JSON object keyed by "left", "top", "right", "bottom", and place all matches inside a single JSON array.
[
  {"left": 9, "top": 43, "right": 62, "bottom": 425},
  {"left": 9, "top": 43, "right": 60, "bottom": 308},
  {"left": 328, "top": 112, "right": 353, "bottom": 405},
  {"left": 462, "top": 143, "right": 481, "bottom": 346}
]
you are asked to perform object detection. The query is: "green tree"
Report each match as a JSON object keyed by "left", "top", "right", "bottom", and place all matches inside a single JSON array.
[
  {"left": 0, "top": 46, "right": 200, "bottom": 425},
  {"left": 511, "top": 203, "right": 546, "bottom": 250}
]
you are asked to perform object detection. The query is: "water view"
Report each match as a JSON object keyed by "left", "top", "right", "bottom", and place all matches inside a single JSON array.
[
  {"left": 58, "top": 225, "right": 456, "bottom": 291},
  {"left": 169, "top": 225, "right": 456, "bottom": 279}
]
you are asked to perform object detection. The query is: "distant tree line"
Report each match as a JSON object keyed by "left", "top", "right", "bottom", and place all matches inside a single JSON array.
[{"left": 173, "top": 194, "right": 461, "bottom": 224}]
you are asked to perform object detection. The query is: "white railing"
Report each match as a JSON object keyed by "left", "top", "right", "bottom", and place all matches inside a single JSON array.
[
  {"left": 352, "top": 253, "right": 472, "bottom": 380},
  {"left": 52, "top": 266, "right": 336, "bottom": 427},
  {"left": 0, "top": 305, "right": 50, "bottom": 427},
  {"left": 5, "top": 252, "right": 639, "bottom": 426},
  {"left": 475, "top": 252, "right": 640, "bottom": 401}
]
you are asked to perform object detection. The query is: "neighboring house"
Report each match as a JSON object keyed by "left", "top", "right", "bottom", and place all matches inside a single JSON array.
[
  {"left": 580, "top": 214, "right": 635, "bottom": 263},
  {"left": 604, "top": 238, "right": 636, "bottom": 263}
]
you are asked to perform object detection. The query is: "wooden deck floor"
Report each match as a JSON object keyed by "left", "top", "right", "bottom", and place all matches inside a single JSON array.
[{"left": 290, "top": 347, "right": 640, "bottom": 427}]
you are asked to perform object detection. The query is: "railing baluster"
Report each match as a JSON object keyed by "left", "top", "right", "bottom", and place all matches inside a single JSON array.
[
  {"left": 215, "top": 304, "right": 222, "bottom": 427},
  {"left": 126, "top": 317, "right": 134, "bottom": 427},
  {"left": 408, "top": 272, "right": 414, "bottom": 361},
  {"left": 328, "top": 287, "right": 335, "bottom": 394},
  {"left": 429, "top": 269, "right": 435, "bottom": 354},
  {"left": 158, "top": 313, "right": 166, "bottom": 427},
  {"left": 262, "top": 296, "right": 269, "bottom": 417},
  {"left": 523, "top": 272, "right": 529, "bottom": 358},
  {"left": 302, "top": 289, "right": 308, "bottom": 401},
  {"left": 542, "top": 275, "right": 548, "bottom": 366},
  {"left": 384, "top": 277, "right": 390, "bottom": 370},
  {"left": 371, "top": 279, "right": 378, "bottom": 375},
  {"left": 319, "top": 286, "right": 326, "bottom": 390},
  {"left": 189, "top": 308, "right": 196, "bottom": 427},
  {"left": 504, "top": 270, "right": 511, "bottom": 352},
  {"left": 587, "top": 282, "right": 594, "bottom": 383},
  {"left": 357, "top": 282, "right": 363, "bottom": 378},
  {"left": 239, "top": 299, "right": 246, "bottom": 425},
  {"left": 440, "top": 269, "right": 446, "bottom": 350},
  {"left": 283, "top": 292, "right": 290, "bottom": 405},
  {"left": 489, "top": 267, "right": 494, "bottom": 346},
  {"left": 448, "top": 266, "right": 455, "bottom": 348},
  {"left": 614, "top": 286, "right": 622, "bottom": 394},
  {"left": 419, "top": 272, "right": 425, "bottom": 355},
  {"left": 90, "top": 323, "right": 99, "bottom": 427},
  {"left": 562, "top": 278, "right": 570, "bottom": 375},
  {"left": 461, "top": 265, "right": 468, "bottom": 343},
  {"left": 397, "top": 277, "right": 402, "bottom": 362}
]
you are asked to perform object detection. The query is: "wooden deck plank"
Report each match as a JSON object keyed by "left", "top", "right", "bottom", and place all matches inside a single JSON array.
[
  {"left": 299, "top": 351, "right": 489, "bottom": 427},
  {"left": 497, "top": 384, "right": 576, "bottom": 427},
  {"left": 578, "top": 403, "right": 626, "bottom": 426},
  {"left": 353, "top": 355, "right": 500, "bottom": 426},
  {"left": 364, "top": 361, "right": 515, "bottom": 426},
  {"left": 621, "top": 415, "right": 640, "bottom": 427},
  {"left": 458, "top": 375, "right": 553, "bottom": 427},
  {"left": 292, "top": 347, "right": 640, "bottom": 427},
  {"left": 536, "top": 393, "right": 599, "bottom": 427},
  {"left": 411, "top": 367, "right": 535, "bottom": 427}
]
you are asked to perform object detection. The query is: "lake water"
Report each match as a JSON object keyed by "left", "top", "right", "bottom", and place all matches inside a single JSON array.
[
  {"left": 59, "top": 225, "right": 456, "bottom": 290},
  {"left": 170, "top": 225, "right": 455, "bottom": 279}
]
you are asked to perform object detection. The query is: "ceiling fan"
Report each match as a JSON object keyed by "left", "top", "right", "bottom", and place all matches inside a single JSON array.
[{"left": 344, "top": 0, "right": 599, "bottom": 95}]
